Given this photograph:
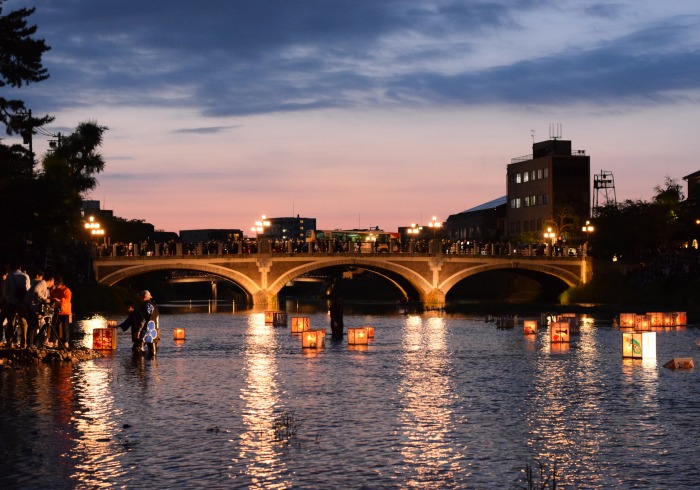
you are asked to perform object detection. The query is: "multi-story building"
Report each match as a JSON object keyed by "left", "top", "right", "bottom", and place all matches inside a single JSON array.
[
  {"left": 263, "top": 216, "right": 316, "bottom": 240},
  {"left": 445, "top": 196, "right": 507, "bottom": 242},
  {"left": 506, "top": 139, "right": 590, "bottom": 240}
]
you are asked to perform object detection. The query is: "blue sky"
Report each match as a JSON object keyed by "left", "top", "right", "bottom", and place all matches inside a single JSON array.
[{"left": 6, "top": 0, "right": 700, "bottom": 232}]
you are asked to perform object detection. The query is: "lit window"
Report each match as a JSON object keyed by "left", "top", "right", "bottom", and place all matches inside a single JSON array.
[
  {"left": 516, "top": 173, "right": 522, "bottom": 183},
  {"left": 523, "top": 172, "right": 529, "bottom": 183}
]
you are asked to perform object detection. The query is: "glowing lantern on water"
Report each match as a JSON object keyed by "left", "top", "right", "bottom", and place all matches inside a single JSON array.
[
  {"left": 291, "top": 317, "right": 311, "bottom": 333},
  {"left": 675, "top": 312, "right": 687, "bottom": 326},
  {"left": 619, "top": 313, "right": 636, "bottom": 328},
  {"left": 622, "top": 332, "right": 656, "bottom": 359},
  {"left": 173, "top": 328, "right": 186, "bottom": 340},
  {"left": 348, "top": 327, "right": 369, "bottom": 345},
  {"left": 634, "top": 314, "right": 650, "bottom": 331},
  {"left": 265, "top": 311, "right": 287, "bottom": 326},
  {"left": 523, "top": 320, "right": 537, "bottom": 335},
  {"left": 93, "top": 327, "right": 117, "bottom": 350},
  {"left": 301, "top": 329, "right": 326, "bottom": 349},
  {"left": 663, "top": 358, "right": 694, "bottom": 369},
  {"left": 646, "top": 312, "right": 663, "bottom": 327},
  {"left": 364, "top": 326, "right": 375, "bottom": 339},
  {"left": 550, "top": 322, "right": 570, "bottom": 343},
  {"left": 662, "top": 312, "right": 675, "bottom": 327}
]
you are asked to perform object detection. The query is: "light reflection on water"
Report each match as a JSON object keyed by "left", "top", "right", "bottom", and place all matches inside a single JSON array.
[{"left": 1, "top": 311, "right": 700, "bottom": 488}]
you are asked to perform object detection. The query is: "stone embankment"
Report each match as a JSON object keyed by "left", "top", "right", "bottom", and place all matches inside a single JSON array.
[{"left": 0, "top": 346, "right": 102, "bottom": 368}]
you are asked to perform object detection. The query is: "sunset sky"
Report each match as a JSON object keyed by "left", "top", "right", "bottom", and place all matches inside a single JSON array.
[{"left": 7, "top": 0, "right": 700, "bottom": 233}]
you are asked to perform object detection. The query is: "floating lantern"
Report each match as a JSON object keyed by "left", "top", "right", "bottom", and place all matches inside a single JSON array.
[
  {"left": 550, "top": 322, "right": 570, "bottom": 343},
  {"left": 348, "top": 327, "right": 369, "bottom": 345},
  {"left": 302, "top": 329, "right": 326, "bottom": 349},
  {"left": 619, "top": 313, "right": 636, "bottom": 328},
  {"left": 106, "top": 320, "right": 118, "bottom": 327},
  {"left": 634, "top": 314, "right": 650, "bottom": 331},
  {"left": 93, "top": 327, "right": 117, "bottom": 350},
  {"left": 364, "top": 326, "right": 375, "bottom": 339},
  {"left": 523, "top": 320, "right": 537, "bottom": 335},
  {"left": 622, "top": 331, "right": 656, "bottom": 359},
  {"left": 646, "top": 312, "right": 664, "bottom": 327},
  {"left": 291, "top": 317, "right": 311, "bottom": 333},
  {"left": 264, "top": 310, "right": 287, "bottom": 326},
  {"left": 675, "top": 312, "right": 687, "bottom": 326},
  {"left": 662, "top": 312, "right": 676, "bottom": 327},
  {"left": 173, "top": 328, "right": 186, "bottom": 340},
  {"left": 663, "top": 358, "right": 694, "bottom": 369}
]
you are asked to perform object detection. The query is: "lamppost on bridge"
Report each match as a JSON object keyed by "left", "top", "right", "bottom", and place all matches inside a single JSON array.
[
  {"left": 251, "top": 214, "right": 270, "bottom": 253},
  {"left": 581, "top": 220, "right": 594, "bottom": 257},
  {"left": 427, "top": 216, "right": 442, "bottom": 254},
  {"left": 84, "top": 215, "right": 105, "bottom": 282},
  {"left": 543, "top": 226, "right": 556, "bottom": 257},
  {"left": 407, "top": 223, "right": 422, "bottom": 253}
]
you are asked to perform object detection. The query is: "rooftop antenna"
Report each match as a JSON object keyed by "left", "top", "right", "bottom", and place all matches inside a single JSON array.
[
  {"left": 549, "top": 123, "right": 562, "bottom": 140},
  {"left": 531, "top": 129, "right": 535, "bottom": 144}
]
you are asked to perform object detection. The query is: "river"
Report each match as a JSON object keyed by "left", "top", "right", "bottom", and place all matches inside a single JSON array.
[{"left": 1, "top": 306, "right": 699, "bottom": 489}]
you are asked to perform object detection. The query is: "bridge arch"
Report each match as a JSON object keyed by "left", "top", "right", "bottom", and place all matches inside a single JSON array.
[
  {"left": 438, "top": 261, "right": 579, "bottom": 297},
  {"left": 268, "top": 257, "right": 433, "bottom": 301},
  {"left": 98, "top": 262, "right": 258, "bottom": 305}
]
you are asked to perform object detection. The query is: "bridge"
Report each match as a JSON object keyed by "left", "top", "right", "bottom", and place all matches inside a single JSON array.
[{"left": 93, "top": 246, "right": 593, "bottom": 308}]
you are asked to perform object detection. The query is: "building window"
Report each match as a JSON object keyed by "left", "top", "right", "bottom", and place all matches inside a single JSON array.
[
  {"left": 517, "top": 173, "right": 522, "bottom": 183},
  {"left": 544, "top": 168, "right": 548, "bottom": 178},
  {"left": 515, "top": 198, "right": 521, "bottom": 208},
  {"left": 537, "top": 169, "right": 543, "bottom": 179},
  {"left": 543, "top": 194, "right": 548, "bottom": 204},
  {"left": 523, "top": 172, "right": 529, "bottom": 183},
  {"left": 537, "top": 194, "right": 543, "bottom": 205}
]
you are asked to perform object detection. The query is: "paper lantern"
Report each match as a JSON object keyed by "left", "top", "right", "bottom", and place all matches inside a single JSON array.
[
  {"left": 348, "top": 327, "right": 369, "bottom": 345},
  {"left": 264, "top": 310, "right": 287, "bottom": 326},
  {"left": 674, "top": 312, "right": 687, "bottom": 326},
  {"left": 523, "top": 320, "right": 537, "bottom": 335},
  {"left": 106, "top": 320, "right": 118, "bottom": 327},
  {"left": 364, "top": 326, "right": 375, "bottom": 338},
  {"left": 301, "top": 329, "right": 326, "bottom": 349},
  {"left": 663, "top": 358, "right": 694, "bottom": 369},
  {"left": 93, "top": 327, "right": 117, "bottom": 350},
  {"left": 646, "top": 312, "right": 663, "bottom": 327},
  {"left": 619, "top": 313, "right": 636, "bottom": 328},
  {"left": 634, "top": 314, "right": 650, "bottom": 331},
  {"left": 173, "top": 328, "right": 186, "bottom": 340},
  {"left": 622, "top": 332, "right": 656, "bottom": 359},
  {"left": 550, "top": 322, "right": 570, "bottom": 343},
  {"left": 291, "top": 317, "right": 311, "bottom": 333}
]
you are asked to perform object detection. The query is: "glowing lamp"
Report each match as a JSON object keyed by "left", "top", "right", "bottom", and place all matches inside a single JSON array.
[
  {"left": 364, "top": 326, "right": 375, "bottom": 338},
  {"left": 93, "top": 327, "right": 117, "bottom": 350},
  {"left": 173, "top": 328, "right": 186, "bottom": 340},
  {"left": 646, "top": 312, "right": 663, "bottom": 327},
  {"left": 663, "top": 358, "right": 694, "bottom": 369},
  {"left": 550, "top": 322, "right": 570, "bottom": 343},
  {"left": 619, "top": 313, "right": 636, "bottom": 328},
  {"left": 291, "top": 317, "right": 311, "bottom": 333},
  {"left": 523, "top": 320, "right": 537, "bottom": 335},
  {"left": 675, "top": 312, "right": 687, "bottom": 326},
  {"left": 302, "top": 329, "right": 326, "bottom": 349},
  {"left": 634, "top": 314, "right": 650, "bottom": 331},
  {"left": 622, "top": 331, "right": 656, "bottom": 359},
  {"left": 348, "top": 327, "right": 369, "bottom": 345}
]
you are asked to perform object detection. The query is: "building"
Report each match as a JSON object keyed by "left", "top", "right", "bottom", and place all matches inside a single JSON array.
[
  {"left": 263, "top": 216, "right": 316, "bottom": 240},
  {"left": 180, "top": 229, "right": 243, "bottom": 244},
  {"left": 445, "top": 196, "right": 507, "bottom": 242},
  {"left": 683, "top": 170, "right": 700, "bottom": 202},
  {"left": 506, "top": 138, "right": 590, "bottom": 240}
]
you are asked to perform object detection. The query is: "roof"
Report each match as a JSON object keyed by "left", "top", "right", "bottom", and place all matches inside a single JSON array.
[
  {"left": 683, "top": 170, "right": 700, "bottom": 180},
  {"left": 458, "top": 196, "right": 507, "bottom": 214}
]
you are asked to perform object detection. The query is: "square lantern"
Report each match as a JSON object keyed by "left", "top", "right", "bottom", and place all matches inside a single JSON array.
[
  {"left": 291, "top": 317, "right": 311, "bottom": 333},
  {"left": 675, "top": 312, "right": 687, "bottom": 326},
  {"left": 93, "top": 327, "right": 117, "bottom": 350},
  {"left": 646, "top": 312, "right": 664, "bottom": 327},
  {"left": 559, "top": 314, "right": 580, "bottom": 335},
  {"left": 348, "top": 327, "right": 369, "bottom": 346},
  {"left": 622, "top": 331, "right": 656, "bottom": 359},
  {"left": 634, "top": 314, "right": 651, "bottom": 331},
  {"left": 662, "top": 312, "right": 676, "bottom": 327},
  {"left": 173, "top": 328, "right": 186, "bottom": 340},
  {"left": 619, "top": 313, "right": 636, "bottom": 328},
  {"left": 550, "top": 322, "right": 570, "bottom": 343},
  {"left": 302, "top": 329, "right": 326, "bottom": 349},
  {"left": 663, "top": 358, "right": 694, "bottom": 369},
  {"left": 265, "top": 311, "right": 287, "bottom": 326},
  {"left": 364, "top": 326, "right": 375, "bottom": 339},
  {"left": 523, "top": 320, "right": 538, "bottom": 335}
]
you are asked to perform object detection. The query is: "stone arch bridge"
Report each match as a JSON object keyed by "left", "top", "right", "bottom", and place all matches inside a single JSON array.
[{"left": 93, "top": 252, "right": 593, "bottom": 308}]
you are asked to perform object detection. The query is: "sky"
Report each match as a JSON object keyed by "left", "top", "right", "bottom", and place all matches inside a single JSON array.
[{"left": 6, "top": 0, "right": 700, "bottom": 234}]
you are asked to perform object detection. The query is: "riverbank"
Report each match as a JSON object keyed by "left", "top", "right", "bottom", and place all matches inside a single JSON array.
[{"left": 0, "top": 346, "right": 102, "bottom": 369}]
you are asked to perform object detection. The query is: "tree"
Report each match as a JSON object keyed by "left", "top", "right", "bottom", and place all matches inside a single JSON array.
[{"left": 0, "top": 1, "right": 53, "bottom": 137}]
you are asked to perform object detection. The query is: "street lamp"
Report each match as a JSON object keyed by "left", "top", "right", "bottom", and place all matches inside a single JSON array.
[
  {"left": 581, "top": 220, "right": 594, "bottom": 256},
  {"left": 84, "top": 215, "right": 105, "bottom": 241},
  {"left": 543, "top": 226, "right": 556, "bottom": 256},
  {"left": 407, "top": 223, "right": 422, "bottom": 253},
  {"left": 251, "top": 214, "right": 270, "bottom": 252},
  {"left": 428, "top": 216, "right": 442, "bottom": 238}
]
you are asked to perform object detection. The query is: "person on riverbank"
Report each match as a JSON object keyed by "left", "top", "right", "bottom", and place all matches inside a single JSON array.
[
  {"left": 117, "top": 300, "right": 143, "bottom": 353},
  {"left": 3, "top": 262, "right": 30, "bottom": 348},
  {"left": 136, "top": 290, "right": 159, "bottom": 358},
  {"left": 25, "top": 271, "right": 54, "bottom": 347},
  {"left": 330, "top": 296, "right": 344, "bottom": 340},
  {"left": 49, "top": 276, "right": 72, "bottom": 348}
]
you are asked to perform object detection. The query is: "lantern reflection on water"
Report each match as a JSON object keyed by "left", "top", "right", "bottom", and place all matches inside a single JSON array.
[
  {"left": 550, "top": 322, "right": 570, "bottom": 343},
  {"left": 348, "top": 327, "right": 369, "bottom": 345},
  {"left": 291, "top": 317, "right": 311, "bottom": 333},
  {"left": 301, "top": 329, "right": 326, "bottom": 349},
  {"left": 523, "top": 320, "right": 537, "bottom": 335},
  {"left": 622, "top": 331, "right": 656, "bottom": 359}
]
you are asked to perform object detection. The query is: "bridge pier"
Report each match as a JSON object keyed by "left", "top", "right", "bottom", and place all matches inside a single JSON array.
[
  {"left": 423, "top": 289, "right": 446, "bottom": 309},
  {"left": 253, "top": 290, "right": 279, "bottom": 308}
]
